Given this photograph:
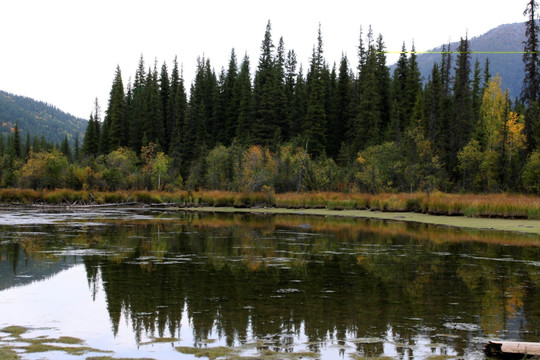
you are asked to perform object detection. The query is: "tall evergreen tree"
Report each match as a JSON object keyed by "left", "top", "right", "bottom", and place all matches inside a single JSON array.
[
  {"left": 389, "top": 43, "right": 409, "bottom": 141},
  {"left": 234, "top": 54, "right": 254, "bottom": 144},
  {"left": 290, "top": 65, "right": 307, "bottom": 138},
  {"left": 375, "top": 34, "right": 392, "bottom": 137},
  {"left": 82, "top": 98, "right": 101, "bottom": 157},
  {"left": 522, "top": 0, "right": 540, "bottom": 151},
  {"left": 450, "top": 36, "right": 473, "bottom": 175},
  {"left": 168, "top": 57, "right": 188, "bottom": 172},
  {"left": 327, "top": 54, "right": 353, "bottom": 159},
  {"left": 253, "top": 21, "right": 279, "bottom": 145},
  {"left": 304, "top": 24, "right": 327, "bottom": 157},
  {"left": 217, "top": 49, "right": 239, "bottom": 145},
  {"left": 104, "top": 65, "right": 126, "bottom": 151},
  {"left": 159, "top": 62, "right": 171, "bottom": 149},
  {"left": 129, "top": 55, "right": 147, "bottom": 152},
  {"left": 12, "top": 122, "right": 21, "bottom": 158},
  {"left": 284, "top": 49, "right": 298, "bottom": 141}
]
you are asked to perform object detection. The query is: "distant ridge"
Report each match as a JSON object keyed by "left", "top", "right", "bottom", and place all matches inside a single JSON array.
[
  {"left": 0, "top": 90, "right": 87, "bottom": 145},
  {"left": 392, "top": 22, "right": 527, "bottom": 100}
]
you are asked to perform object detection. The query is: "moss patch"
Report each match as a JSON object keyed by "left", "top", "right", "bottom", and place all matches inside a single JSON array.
[
  {"left": 175, "top": 346, "right": 238, "bottom": 359},
  {"left": 0, "top": 325, "right": 108, "bottom": 357},
  {"left": 86, "top": 357, "right": 157, "bottom": 360},
  {"left": 0, "top": 347, "right": 20, "bottom": 360},
  {"left": 1, "top": 326, "right": 29, "bottom": 337}
]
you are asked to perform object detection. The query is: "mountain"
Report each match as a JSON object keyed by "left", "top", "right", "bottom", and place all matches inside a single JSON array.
[
  {"left": 392, "top": 22, "right": 526, "bottom": 100},
  {"left": 0, "top": 90, "right": 87, "bottom": 145}
]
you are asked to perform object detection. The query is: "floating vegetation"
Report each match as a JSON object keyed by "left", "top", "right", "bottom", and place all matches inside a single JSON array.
[
  {"left": 0, "top": 325, "right": 109, "bottom": 357},
  {"left": 175, "top": 345, "right": 238, "bottom": 359}
]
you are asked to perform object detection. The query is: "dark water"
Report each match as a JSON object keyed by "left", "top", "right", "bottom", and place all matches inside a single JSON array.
[{"left": 0, "top": 209, "right": 539, "bottom": 359}]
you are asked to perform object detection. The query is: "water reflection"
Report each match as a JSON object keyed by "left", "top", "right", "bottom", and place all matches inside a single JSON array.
[{"left": 0, "top": 211, "right": 539, "bottom": 359}]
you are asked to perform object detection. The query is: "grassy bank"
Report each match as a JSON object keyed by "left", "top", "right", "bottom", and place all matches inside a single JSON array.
[{"left": 0, "top": 189, "right": 539, "bottom": 220}]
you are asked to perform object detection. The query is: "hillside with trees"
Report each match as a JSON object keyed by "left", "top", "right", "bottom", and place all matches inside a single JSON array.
[
  {"left": 404, "top": 21, "right": 529, "bottom": 101},
  {"left": 0, "top": 90, "right": 87, "bottom": 145},
  {"left": 0, "top": 12, "right": 539, "bottom": 195}
]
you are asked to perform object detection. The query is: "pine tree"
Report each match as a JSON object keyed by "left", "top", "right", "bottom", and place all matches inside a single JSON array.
[
  {"left": 60, "top": 134, "right": 72, "bottom": 162},
  {"left": 424, "top": 64, "right": 441, "bottom": 143},
  {"left": 376, "top": 34, "right": 392, "bottom": 137},
  {"left": 82, "top": 98, "right": 101, "bottom": 157},
  {"left": 389, "top": 43, "right": 409, "bottom": 141},
  {"left": 304, "top": 24, "right": 327, "bottom": 157},
  {"left": 450, "top": 37, "right": 473, "bottom": 176},
  {"left": 290, "top": 65, "right": 307, "bottom": 138},
  {"left": 129, "top": 55, "right": 147, "bottom": 152},
  {"left": 24, "top": 132, "right": 31, "bottom": 159},
  {"left": 253, "top": 20, "right": 278, "bottom": 145},
  {"left": 522, "top": 0, "right": 540, "bottom": 150},
  {"left": 234, "top": 54, "right": 254, "bottom": 145},
  {"left": 284, "top": 49, "right": 298, "bottom": 141},
  {"left": 104, "top": 65, "right": 126, "bottom": 151},
  {"left": 168, "top": 57, "right": 188, "bottom": 172},
  {"left": 327, "top": 54, "right": 353, "bottom": 159},
  {"left": 405, "top": 43, "right": 422, "bottom": 122},
  {"left": 12, "top": 122, "right": 21, "bottom": 158},
  {"left": 471, "top": 59, "right": 483, "bottom": 139},
  {"left": 217, "top": 49, "right": 239, "bottom": 145},
  {"left": 74, "top": 133, "right": 80, "bottom": 163},
  {"left": 159, "top": 62, "right": 170, "bottom": 149}
]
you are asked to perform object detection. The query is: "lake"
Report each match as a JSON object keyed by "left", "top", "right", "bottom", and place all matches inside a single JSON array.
[{"left": 0, "top": 209, "right": 539, "bottom": 360}]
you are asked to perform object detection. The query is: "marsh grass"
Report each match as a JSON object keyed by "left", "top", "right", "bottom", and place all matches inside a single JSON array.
[{"left": 0, "top": 189, "right": 538, "bottom": 219}]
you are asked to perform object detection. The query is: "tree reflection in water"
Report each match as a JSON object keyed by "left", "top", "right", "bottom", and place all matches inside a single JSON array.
[{"left": 1, "top": 211, "right": 539, "bottom": 358}]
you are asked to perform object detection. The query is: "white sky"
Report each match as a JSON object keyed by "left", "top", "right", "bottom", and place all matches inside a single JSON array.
[{"left": 0, "top": 0, "right": 527, "bottom": 120}]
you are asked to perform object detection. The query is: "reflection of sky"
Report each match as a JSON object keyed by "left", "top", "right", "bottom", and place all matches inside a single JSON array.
[{"left": 0, "top": 265, "right": 190, "bottom": 359}]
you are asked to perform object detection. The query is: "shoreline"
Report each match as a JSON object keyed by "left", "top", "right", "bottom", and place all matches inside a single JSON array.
[
  {"left": 175, "top": 206, "right": 540, "bottom": 235},
  {"left": 3, "top": 203, "right": 538, "bottom": 235}
]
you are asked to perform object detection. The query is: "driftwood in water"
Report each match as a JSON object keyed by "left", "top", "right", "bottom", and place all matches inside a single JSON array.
[{"left": 484, "top": 341, "right": 540, "bottom": 359}]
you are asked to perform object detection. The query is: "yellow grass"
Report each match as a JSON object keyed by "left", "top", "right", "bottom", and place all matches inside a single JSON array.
[{"left": 0, "top": 189, "right": 538, "bottom": 220}]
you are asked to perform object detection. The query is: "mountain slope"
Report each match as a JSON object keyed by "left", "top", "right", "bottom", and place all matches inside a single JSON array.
[
  {"left": 393, "top": 22, "right": 526, "bottom": 99},
  {"left": 0, "top": 90, "right": 87, "bottom": 145}
]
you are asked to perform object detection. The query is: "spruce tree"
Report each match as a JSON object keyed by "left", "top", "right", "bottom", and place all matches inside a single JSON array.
[
  {"left": 234, "top": 54, "right": 254, "bottom": 145},
  {"left": 290, "top": 65, "right": 307, "bottom": 138},
  {"left": 168, "top": 57, "right": 188, "bottom": 172},
  {"left": 129, "top": 55, "right": 147, "bottom": 152},
  {"left": 24, "top": 132, "right": 31, "bottom": 159},
  {"left": 450, "top": 37, "right": 473, "bottom": 176},
  {"left": 284, "top": 49, "right": 298, "bottom": 141},
  {"left": 60, "top": 135, "right": 71, "bottom": 162},
  {"left": 159, "top": 62, "right": 170, "bottom": 149},
  {"left": 375, "top": 34, "right": 392, "bottom": 138},
  {"left": 522, "top": 0, "right": 540, "bottom": 150},
  {"left": 304, "top": 24, "right": 327, "bottom": 157},
  {"left": 327, "top": 54, "right": 353, "bottom": 159},
  {"left": 217, "top": 49, "right": 239, "bottom": 145},
  {"left": 104, "top": 65, "right": 126, "bottom": 151},
  {"left": 12, "top": 122, "right": 21, "bottom": 158},
  {"left": 253, "top": 21, "right": 278, "bottom": 145}
]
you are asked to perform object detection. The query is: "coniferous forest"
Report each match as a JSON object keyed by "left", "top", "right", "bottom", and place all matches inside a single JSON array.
[{"left": 1, "top": 12, "right": 540, "bottom": 195}]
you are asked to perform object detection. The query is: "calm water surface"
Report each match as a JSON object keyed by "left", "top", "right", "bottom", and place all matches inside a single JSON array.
[{"left": 0, "top": 209, "right": 539, "bottom": 359}]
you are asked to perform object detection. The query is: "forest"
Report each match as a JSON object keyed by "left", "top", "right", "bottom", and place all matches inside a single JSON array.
[{"left": 0, "top": 18, "right": 539, "bottom": 195}]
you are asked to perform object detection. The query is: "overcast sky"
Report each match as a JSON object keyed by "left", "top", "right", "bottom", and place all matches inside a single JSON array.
[{"left": 1, "top": 0, "right": 527, "bottom": 120}]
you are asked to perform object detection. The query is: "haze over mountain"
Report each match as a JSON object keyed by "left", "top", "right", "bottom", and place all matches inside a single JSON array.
[
  {"left": 395, "top": 22, "right": 526, "bottom": 100},
  {"left": 0, "top": 90, "right": 87, "bottom": 145}
]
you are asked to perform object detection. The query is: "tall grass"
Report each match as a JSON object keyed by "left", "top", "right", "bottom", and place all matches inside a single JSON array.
[{"left": 0, "top": 189, "right": 538, "bottom": 219}]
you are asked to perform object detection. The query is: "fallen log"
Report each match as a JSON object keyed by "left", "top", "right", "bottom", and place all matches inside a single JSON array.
[{"left": 484, "top": 341, "right": 540, "bottom": 359}]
